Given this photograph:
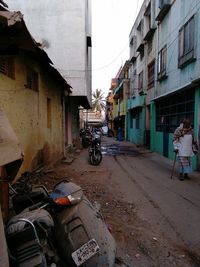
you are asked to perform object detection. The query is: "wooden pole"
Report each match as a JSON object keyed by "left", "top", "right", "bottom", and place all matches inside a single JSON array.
[{"left": 171, "top": 153, "right": 177, "bottom": 179}]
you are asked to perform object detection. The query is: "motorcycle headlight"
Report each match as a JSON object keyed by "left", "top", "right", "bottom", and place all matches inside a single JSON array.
[{"left": 53, "top": 191, "right": 82, "bottom": 206}]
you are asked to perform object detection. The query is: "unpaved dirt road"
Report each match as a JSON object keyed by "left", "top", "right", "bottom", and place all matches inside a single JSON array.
[{"left": 34, "top": 136, "right": 200, "bottom": 267}]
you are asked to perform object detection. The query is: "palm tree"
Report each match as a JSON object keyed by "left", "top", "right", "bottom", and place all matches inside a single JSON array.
[{"left": 92, "top": 88, "right": 105, "bottom": 112}]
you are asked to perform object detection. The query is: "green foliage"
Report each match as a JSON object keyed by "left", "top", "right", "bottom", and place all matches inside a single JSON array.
[{"left": 92, "top": 88, "right": 106, "bottom": 112}]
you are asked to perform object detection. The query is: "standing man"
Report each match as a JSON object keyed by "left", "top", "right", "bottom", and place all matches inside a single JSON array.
[{"left": 173, "top": 118, "right": 198, "bottom": 180}]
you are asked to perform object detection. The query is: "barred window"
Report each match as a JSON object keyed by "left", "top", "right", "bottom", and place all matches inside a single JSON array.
[
  {"left": 156, "top": 90, "right": 194, "bottom": 133},
  {"left": 0, "top": 56, "right": 15, "bottom": 79}
]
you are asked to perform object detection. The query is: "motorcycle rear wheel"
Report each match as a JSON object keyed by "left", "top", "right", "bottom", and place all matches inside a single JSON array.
[{"left": 89, "top": 150, "right": 102, "bottom": 165}]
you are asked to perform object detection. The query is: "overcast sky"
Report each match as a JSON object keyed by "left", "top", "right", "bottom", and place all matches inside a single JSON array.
[{"left": 92, "top": 0, "right": 143, "bottom": 96}]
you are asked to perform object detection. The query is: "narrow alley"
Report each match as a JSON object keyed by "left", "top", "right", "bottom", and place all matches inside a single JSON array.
[
  {"left": 1, "top": 0, "right": 200, "bottom": 266},
  {"left": 36, "top": 136, "right": 200, "bottom": 267}
]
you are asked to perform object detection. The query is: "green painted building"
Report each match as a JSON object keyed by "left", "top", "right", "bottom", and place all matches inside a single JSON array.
[
  {"left": 150, "top": 0, "right": 200, "bottom": 170},
  {"left": 127, "top": 95, "right": 146, "bottom": 145},
  {"left": 128, "top": 0, "right": 200, "bottom": 170}
]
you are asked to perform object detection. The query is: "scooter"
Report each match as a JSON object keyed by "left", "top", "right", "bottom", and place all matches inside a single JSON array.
[
  {"left": 6, "top": 172, "right": 116, "bottom": 266},
  {"left": 88, "top": 132, "right": 102, "bottom": 166}
]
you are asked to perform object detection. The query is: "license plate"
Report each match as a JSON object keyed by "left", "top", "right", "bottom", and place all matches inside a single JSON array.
[{"left": 71, "top": 239, "right": 100, "bottom": 266}]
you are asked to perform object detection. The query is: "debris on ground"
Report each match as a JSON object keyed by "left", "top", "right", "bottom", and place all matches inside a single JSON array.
[{"left": 26, "top": 146, "right": 199, "bottom": 267}]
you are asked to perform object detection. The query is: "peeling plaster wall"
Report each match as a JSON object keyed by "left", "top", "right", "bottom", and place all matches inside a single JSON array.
[{"left": 0, "top": 52, "right": 64, "bottom": 172}]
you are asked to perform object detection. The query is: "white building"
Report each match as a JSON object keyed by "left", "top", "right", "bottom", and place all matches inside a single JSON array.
[{"left": 6, "top": 0, "right": 92, "bottom": 145}]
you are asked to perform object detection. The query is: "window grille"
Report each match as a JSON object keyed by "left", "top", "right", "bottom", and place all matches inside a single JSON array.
[
  {"left": 0, "top": 56, "right": 15, "bottom": 79},
  {"left": 156, "top": 90, "right": 194, "bottom": 133}
]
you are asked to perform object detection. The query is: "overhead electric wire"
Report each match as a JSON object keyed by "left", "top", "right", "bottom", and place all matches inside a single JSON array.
[
  {"left": 57, "top": 0, "right": 143, "bottom": 73},
  {"left": 53, "top": 0, "right": 200, "bottom": 75},
  {"left": 129, "top": 0, "right": 200, "bottom": 73}
]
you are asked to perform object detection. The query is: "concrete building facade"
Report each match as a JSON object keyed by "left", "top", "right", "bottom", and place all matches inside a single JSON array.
[
  {"left": 127, "top": 0, "right": 200, "bottom": 170},
  {"left": 0, "top": 10, "right": 71, "bottom": 172},
  {"left": 128, "top": 0, "right": 157, "bottom": 147},
  {"left": 112, "top": 62, "right": 130, "bottom": 140},
  {"left": 151, "top": 0, "right": 200, "bottom": 170},
  {"left": 6, "top": 0, "right": 92, "bottom": 145}
]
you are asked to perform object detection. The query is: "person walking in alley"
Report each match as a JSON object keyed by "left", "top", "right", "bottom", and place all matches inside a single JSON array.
[{"left": 173, "top": 118, "right": 198, "bottom": 181}]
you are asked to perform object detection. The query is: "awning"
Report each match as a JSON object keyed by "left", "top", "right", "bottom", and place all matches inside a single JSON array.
[{"left": 152, "top": 81, "right": 196, "bottom": 102}]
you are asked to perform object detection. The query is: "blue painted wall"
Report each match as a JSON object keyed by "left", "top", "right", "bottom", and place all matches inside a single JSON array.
[{"left": 126, "top": 96, "right": 146, "bottom": 145}]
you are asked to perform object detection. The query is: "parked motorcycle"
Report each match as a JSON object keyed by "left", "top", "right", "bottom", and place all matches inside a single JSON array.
[
  {"left": 80, "top": 128, "right": 92, "bottom": 148},
  {"left": 88, "top": 132, "right": 102, "bottom": 166},
  {"left": 6, "top": 172, "right": 116, "bottom": 267}
]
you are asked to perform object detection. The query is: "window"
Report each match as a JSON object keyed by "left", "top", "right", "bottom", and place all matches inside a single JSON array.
[
  {"left": 178, "top": 16, "right": 195, "bottom": 68},
  {"left": 158, "top": 45, "right": 167, "bottom": 80},
  {"left": 130, "top": 108, "right": 140, "bottom": 129},
  {"left": 137, "top": 19, "right": 144, "bottom": 37},
  {"left": 130, "top": 37, "right": 134, "bottom": 46},
  {"left": 129, "top": 35, "right": 137, "bottom": 60},
  {"left": 26, "top": 67, "right": 39, "bottom": 91},
  {"left": 47, "top": 98, "right": 52, "bottom": 129},
  {"left": 138, "top": 71, "right": 143, "bottom": 93},
  {"left": 140, "top": 48, "right": 144, "bottom": 60},
  {"left": 148, "top": 37, "right": 153, "bottom": 54},
  {"left": 148, "top": 60, "right": 155, "bottom": 88},
  {"left": 156, "top": 90, "right": 194, "bottom": 133},
  {"left": 144, "top": 3, "right": 151, "bottom": 31},
  {"left": 0, "top": 56, "right": 15, "bottom": 79}
]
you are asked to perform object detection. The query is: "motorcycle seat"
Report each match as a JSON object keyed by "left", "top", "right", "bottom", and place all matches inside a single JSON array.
[{"left": 6, "top": 208, "right": 54, "bottom": 235}]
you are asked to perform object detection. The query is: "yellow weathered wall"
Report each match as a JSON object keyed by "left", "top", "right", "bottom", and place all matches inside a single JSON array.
[{"left": 0, "top": 52, "right": 64, "bottom": 173}]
